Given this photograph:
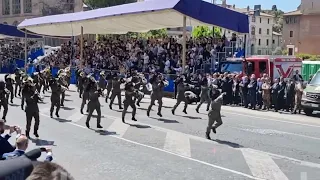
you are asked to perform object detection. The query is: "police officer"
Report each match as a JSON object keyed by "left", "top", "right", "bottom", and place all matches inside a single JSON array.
[
  {"left": 172, "top": 77, "right": 189, "bottom": 115},
  {"left": 122, "top": 82, "right": 137, "bottom": 123},
  {"left": 109, "top": 75, "right": 124, "bottom": 110},
  {"left": 147, "top": 74, "right": 167, "bottom": 117},
  {"left": 85, "top": 76, "right": 103, "bottom": 129},
  {"left": 24, "top": 80, "right": 42, "bottom": 138},
  {"left": 14, "top": 68, "right": 22, "bottom": 97},
  {"left": 4, "top": 74, "right": 14, "bottom": 104},
  {"left": 49, "top": 78, "right": 64, "bottom": 118},
  {"left": 0, "top": 81, "right": 9, "bottom": 121},
  {"left": 206, "top": 86, "right": 225, "bottom": 140},
  {"left": 196, "top": 77, "right": 210, "bottom": 113}
]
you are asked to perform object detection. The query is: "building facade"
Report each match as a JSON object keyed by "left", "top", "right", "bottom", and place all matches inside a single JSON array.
[{"left": 283, "top": 0, "right": 320, "bottom": 55}]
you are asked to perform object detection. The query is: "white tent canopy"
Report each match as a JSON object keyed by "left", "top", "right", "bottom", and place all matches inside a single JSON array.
[{"left": 18, "top": 0, "right": 249, "bottom": 37}]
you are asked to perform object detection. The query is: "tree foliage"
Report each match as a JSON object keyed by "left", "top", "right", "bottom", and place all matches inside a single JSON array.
[
  {"left": 192, "top": 26, "right": 221, "bottom": 38},
  {"left": 127, "top": 29, "right": 167, "bottom": 38},
  {"left": 84, "top": 0, "right": 135, "bottom": 9},
  {"left": 262, "top": 7, "right": 284, "bottom": 33}
]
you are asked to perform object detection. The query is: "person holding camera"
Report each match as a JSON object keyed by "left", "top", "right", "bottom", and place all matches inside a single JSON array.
[{"left": 0, "top": 120, "right": 19, "bottom": 157}]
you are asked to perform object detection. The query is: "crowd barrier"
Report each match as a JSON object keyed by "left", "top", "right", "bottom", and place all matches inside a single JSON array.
[{"left": 25, "top": 65, "right": 176, "bottom": 93}]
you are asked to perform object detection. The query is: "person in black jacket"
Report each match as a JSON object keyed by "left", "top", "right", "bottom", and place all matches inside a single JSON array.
[{"left": 0, "top": 120, "right": 15, "bottom": 157}]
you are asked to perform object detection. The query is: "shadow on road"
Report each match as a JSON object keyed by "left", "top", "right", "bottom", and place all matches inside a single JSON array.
[
  {"left": 126, "top": 123, "right": 151, "bottom": 129},
  {"left": 30, "top": 138, "right": 55, "bottom": 146},
  {"left": 151, "top": 117, "right": 180, "bottom": 123},
  {"left": 64, "top": 99, "right": 73, "bottom": 102},
  {"left": 212, "top": 139, "right": 243, "bottom": 148},
  {"left": 9, "top": 104, "right": 20, "bottom": 107},
  {"left": 95, "top": 130, "right": 117, "bottom": 136},
  {"left": 178, "top": 115, "right": 202, "bottom": 120},
  {"left": 61, "top": 107, "right": 75, "bottom": 111},
  {"left": 52, "top": 117, "right": 72, "bottom": 123}
]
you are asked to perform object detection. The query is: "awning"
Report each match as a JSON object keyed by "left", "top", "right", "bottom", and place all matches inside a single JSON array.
[
  {"left": 0, "top": 23, "right": 42, "bottom": 39},
  {"left": 18, "top": 0, "right": 249, "bottom": 37}
]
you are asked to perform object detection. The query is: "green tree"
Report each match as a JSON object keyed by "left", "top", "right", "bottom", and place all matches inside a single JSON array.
[
  {"left": 272, "top": 5, "right": 277, "bottom": 11},
  {"left": 84, "top": 0, "right": 135, "bottom": 9},
  {"left": 192, "top": 26, "right": 221, "bottom": 38}
]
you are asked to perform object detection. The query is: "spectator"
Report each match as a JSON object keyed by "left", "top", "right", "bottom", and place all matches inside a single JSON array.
[
  {"left": 0, "top": 120, "right": 18, "bottom": 158},
  {"left": 26, "top": 162, "right": 74, "bottom": 180}
]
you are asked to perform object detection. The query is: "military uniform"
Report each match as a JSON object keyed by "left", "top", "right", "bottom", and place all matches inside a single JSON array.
[
  {"left": 196, "top": 84, "right": 210, "bottom": 113},
  {"left": 172, "top": 81, "right": 188, "bottom": 115},
  {"left": 49, "top": 79, "right": 63, "bottom": 118},
  {"left": 4, "top": 74, "right": 14, "bottom": 104},
  {"left": 147, "top": 79, "right": 166, "bottom": 117},
  {"left": 105, "top": 75, "right": 113, "bottom": 103},
  {"left": 293, "top": 82, "right": 303, "bottom": 114},
  {"left": 98, "top": 72, "right": 106, "bottom": 91},
  {"left": 80, "top": 77, "right": 90, "bottom": 114},
  {"left": 206, "top": 88, "right": 224, "bottom": 140},
  {"left": 109, "top": 77, "right": 123, "bottom": 110},
  {"left": 24, "top": 85, "right": 41, "bottom": 138},
  {"left": 261, "top": 82, "right": 271, "bottom": 110},
  {"left": 85, "top": 82, "right": 103, "bottom": 129},
  {"left": 122, "top": 83, "right": 137, "bottom": 123},
  {"left": 0, "top": 81, "right": 9, "bottom": 120},
  {"left": 14, "top": 69, "right": 22, "bottom": 97}
]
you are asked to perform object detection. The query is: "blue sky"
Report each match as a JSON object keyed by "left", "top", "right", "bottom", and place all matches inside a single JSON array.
[{"left": 205, "top": 0, "right": 301, "bottom": 12}]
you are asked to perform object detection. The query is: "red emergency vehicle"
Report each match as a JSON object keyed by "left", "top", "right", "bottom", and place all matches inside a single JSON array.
[{"left": 220, "top": 56, "right": 302, "bottom": 80}]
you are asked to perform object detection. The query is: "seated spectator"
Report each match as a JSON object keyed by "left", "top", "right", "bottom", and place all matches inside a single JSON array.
[
  {"left": 2, "top": 134, "right": 53, "bottom": 161},
  {"left": 0, "top": 119, "right": 18, "bottom": 158},
  {"left": 26, "top": 162, "right": 74, "bottom": 180}
]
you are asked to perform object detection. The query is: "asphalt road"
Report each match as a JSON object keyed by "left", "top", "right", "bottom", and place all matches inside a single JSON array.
[{"left": 4, "top": 84, "right": 320, "bottom": 180}]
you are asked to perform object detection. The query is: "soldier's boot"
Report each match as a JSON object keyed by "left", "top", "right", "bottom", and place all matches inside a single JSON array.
[
  {"left": 55, "top": 111, "right": 60, "bottom": 118},
  {"left": 80, "top": 109, "right": 84, "bottom": 114},
  {"left": 157, "top": 112, "right": 162, "bottom": 117},
  {"left": 2, "top": 116, "right": 5, "bottom": 121},
  {"left": 212, "top": 127, "right": 217, "bottom": 134},
  {"left": 109, "top": 105, "right": 113, "bottom": 110},
  {"left": 34, "top": 131, "right": 39, "bottom": 138},
  {"left": 85, "top": 121, "right": 90, "bottom": 128},
  {"left": 136, "top": 102, "right": 140, "bottom": 107},
  {"left": 206, "top": 107, "right": 209, "bottom": 111},
  {"left": 171, "top": 109, "right": 175, "bottom": 115},
  {"left": 132, "top": 117, "right": 137, "bottom": 121},
  {"left": 119, "top": 106, "right": 123, "bottom": 110},
  {"left": 195, "top": 108, "right": 199, "bottom": 113},
  {"left": 86, "top": 108, "right": 89, "bottom": 113},
  {"left": 298, "top": 109, "right": 301, "bottom": 114},
  {"left": 183, "top": 110, "right": 187, "bottom": 114},
  {"left": 10, "top": 99, "right": 13, "bottom": 104},
  {"left": 97, "top": 124, "right": 103, "bottom": 129},
  {"left": 26, "top": 131, "right": 30, "bottom": 139},
  {"left": 205, "top": 132, "right": 211, "bottom": 140},
  {"left": 50, "top": 111, "right": 53, "bottom": 118},
  {"left": 147, "top": 110, "right": 150, "bottom": 117}
]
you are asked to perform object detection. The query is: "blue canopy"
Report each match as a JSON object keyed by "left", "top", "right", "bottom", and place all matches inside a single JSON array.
[
  {"left": 18, "top": 0, "right": 249, "bottom": 36},
  {"left": 0, "top": 23, "right": 42, "bottom": 39}
]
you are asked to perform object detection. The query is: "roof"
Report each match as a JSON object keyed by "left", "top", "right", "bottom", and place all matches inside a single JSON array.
[
  {"left": 229, "top": 7, "right": 274, "bottom": 17},
  {"left": 284, "top": 10, "right": 302, "bottom": 16},
  {"left": 17, "top": 0, "right": 249, "bottom": 37},
  {"left": 0, "top": 23, "right": 42, "bottom": 39}
]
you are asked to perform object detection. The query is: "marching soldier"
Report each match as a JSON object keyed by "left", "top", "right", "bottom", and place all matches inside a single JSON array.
[
  {"left": 105, "top": 72, "right": 113, "bottom": 103},
  {"left": 80, "top": 74, "right": 91, "bottom": 114},
  {"left": 293, "top": 81, "right": 304, "bottom": 114},
  {"left": 4, "top": 74, "right": 14, "bottom": 104},
  {"left": 132, "top": 73, "right": 147, "bottom": 107},
  {"left": 147, "top": 74, "right": 168, "bottom": 117},
  {"left": 78, "top": 71, "right": 86, "bottom": 98},
  {"left": 24, "top": 78, "right": 42, "bottom": 138},
  {"left": 14, "top": 68, "right": 22, "bottom": 97},
  {"left": 31, "top": 72, "right": 41, "bottom": 94},
  {"left": 49, "top": 77, "right": 65, "bottom": 118},
  {"left": 109, "top": 75, "right": 124, "bottom": 110},
  {"left": 57, "top": 72, "right": 68, "bottom": 107},
  {"left": 64, "top": 67, "right": 72, "bottom": 87},
  {"left": 196, "top": 77, "right": 210, "bottom": 113},
  {"left": 98, "top": 71, "right": 107, "bottom": 91},
  {"left": 85, "top": 76, "right": 103, "bottom": 129},
  {"left": 172, "top": 77, "right": 189, "bottom": 115},
  {"left": 0, "top": 80, "right": 9, "bottom": 121},
  {"left": 206, "top": 85, "right": 225, "bottom": 140},
  {"left": 122, "top": 82, "right": 137, "bottom": 123}
]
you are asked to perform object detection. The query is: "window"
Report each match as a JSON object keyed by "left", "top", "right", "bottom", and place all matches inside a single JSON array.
[
  {"left": 259, "top": 28, "right": 262, "bottom": 34},
  {"left": 266, "top": 39, "right": 269, "bottom": 46},
  {"left": 12, "top": 0, "right": 21, "bottom": 14},
  {"left": 24, "top": 0, "right": 32, "bottom": 13},
  {"left": 268, "top": 19, "right": 270, "bottom": 24},
  {"left": 252, "top": 16, "right": 256, "bottom": 22},
  {"left": 273, "top": 39, "right": 275, "bottom": 44},
  {"left": 258, "top": 39, "right": 261, "bottom": 45},
  {"left": 285, "top": 17, "right": 290, "bottom": 24},
  {"left": 260, "top": 18, "right": 262, "bottom": 23},
  {"left": 251, "top": 26, "right": 255, "bottom": 35},
  {"left": 2, "top": 0, "right": 10, "bottom": 15},
  {"left": 290, "top": 31, "right": 293, "bottom": 37},
  {"left": 267, "top": 29, "right": 269, "bottom": 35}
]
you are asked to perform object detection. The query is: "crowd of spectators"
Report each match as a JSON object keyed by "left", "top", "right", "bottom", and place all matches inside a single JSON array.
[{"left": 39, "top": 34, "right": 241, "bottom": 75}]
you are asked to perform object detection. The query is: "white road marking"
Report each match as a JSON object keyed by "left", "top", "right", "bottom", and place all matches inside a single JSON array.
[
  {"left": 164, "top": 131, "right": 191, "bottom": 157},
  {"left": 225, "top": 111, "right": 320, "bottom": 128},
  {"left": 61, "top": 119, "right": 264, "bottom": 180},
  {"left": 66, "top": 110, "right": 85, "bottom": 122},
  {"left": 107, "top": 119, "right": 130, "bottom": 137},
  {"left": 235, "top": 124, "right": 320, "bottom": 141},
  {"left": 241, "top": 148, "right": 289, "bottom": 180}
]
